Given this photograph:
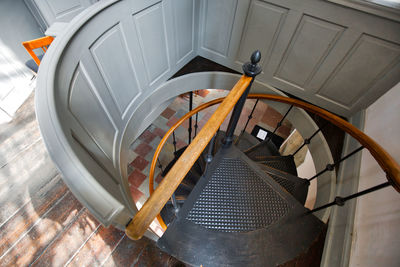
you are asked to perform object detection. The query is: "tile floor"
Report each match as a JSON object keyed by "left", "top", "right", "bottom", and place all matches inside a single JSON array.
[
  {"left": 127, "top": 89, "right": 293, "bottom": 210},
  {"left": 0, "top": 88, "right": 292, "bottom": 266}
]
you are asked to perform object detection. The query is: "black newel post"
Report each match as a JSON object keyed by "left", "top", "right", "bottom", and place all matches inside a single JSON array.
[{"left": 223, "top": 50, "right": 262, "bottom": 146}]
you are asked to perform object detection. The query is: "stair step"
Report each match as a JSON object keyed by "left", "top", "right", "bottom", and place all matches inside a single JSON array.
[
  {"left": 258, "top": 163, "right": 309, "bottom": 204},
  {"left": 258, "top": 155, "right": 298, "bottom": 176},
  {"left": 245, "top": 140, "right": 280, "bottom": 160},
  {"left": 157, "top": 146, "right": 325, "bottom": 266},
  {"left": 235, "top": 131, "right": 260, "bottom": 151}
]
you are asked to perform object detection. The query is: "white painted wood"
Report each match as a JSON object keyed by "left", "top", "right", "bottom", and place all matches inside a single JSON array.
[
  {"left": 199, "top": 0, "right": 400, "bottom": 116},
  {"left": 36, "top": 0, "right": 197, "bottom": 228},
  {"left": 30, "top": 0, "right": 95, "bottom": 25},
  {"left": 198, "top": 0, "right": 238, "bottom": 60}
]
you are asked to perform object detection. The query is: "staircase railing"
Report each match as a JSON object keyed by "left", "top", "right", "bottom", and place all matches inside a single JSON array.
[
  {"left": 125, "top": 51, "right": 262, "bottom": 240},
  {"left": 126, "top": 54, "right": 400, "bottom": 241},
  {"left": 136, "top": 93, "right": 400, "bottom": 234}
]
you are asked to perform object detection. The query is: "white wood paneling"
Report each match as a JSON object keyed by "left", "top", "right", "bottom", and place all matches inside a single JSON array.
[
  {"left": 317, "top": 34, "right": 400, "bottom": 108},
  {"left": 200, "top": 0, "right": 400, "bottom": 116},
  {"left": 133, "top": 2, "right": 170, "bottom": 85},
  {"left": 90, "top": 23, "right": 141, "bottom": 117},
  {"left": 199, "top": 0, "right": 238, "bottom": 58},
  {"left": 30, "top": 0, "right": 94, "bottom": 25},
  {"left": 236, "top": 1, "right": 288, "bottom": 66},
  {"left": 274, "top": 15, "right": 345, "bottom": 89},
  {"left": 173, "top": 0, "right": 195, "bottom": 64},
  {"left": 68, "top": 64, "right": 117, "bottom": 162}
]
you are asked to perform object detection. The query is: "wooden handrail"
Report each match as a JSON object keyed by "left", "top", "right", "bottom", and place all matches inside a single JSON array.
[
  {"left": 148, "top": 97, "right": 226, "bottom": 230},
  {"left": 126, "top": 75, "right": 253, "bottom": 240},
  {"left": 134, "top": 93, "right": 400, "bottom": 240}
]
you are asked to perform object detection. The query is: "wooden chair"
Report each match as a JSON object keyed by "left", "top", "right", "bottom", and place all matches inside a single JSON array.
[{"left": 22, "top": 36, "right": 54, "bottom": 67}]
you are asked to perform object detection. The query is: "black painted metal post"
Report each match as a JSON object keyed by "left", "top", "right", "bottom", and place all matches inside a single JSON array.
[
  {"left": 292, "top": 122, "right": 328, "bottom": 157},
  {"left": 223, "top": 50, "right": 262, "bottom": 146},
  {"left": 194, "top": 112, "right": 199, "bottom": 138},
  {"left": 309, "top": 181, "right": 391, "bottom": 213},
  {"left": 308, "top": 146, "right": 364, "bottom": 181},
  {"left": 241, "top": 99, "right": 259, "bottom": 135},
  {"left": 172, "top": 131, "right": 177, "bottom": 155},
  {"left": 188, "top": 91, "right": 193, "bottom": 144},
  {"left": 265, "top": 105, "right": 293, "bottom": 144}
]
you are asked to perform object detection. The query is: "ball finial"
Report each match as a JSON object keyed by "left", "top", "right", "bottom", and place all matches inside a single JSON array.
[
  {"left": 242, "top": 50, "right": 262, "bottom": 77},
  {"left": 251, "top": 50, "right": 261, "bottom": 65}
]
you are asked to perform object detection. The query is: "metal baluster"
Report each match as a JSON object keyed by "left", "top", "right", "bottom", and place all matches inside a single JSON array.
[
  {"left": 241, "top": 99, "right": 259, "bottom": 135},
  {"left": 188, "top": 91, "right": 193, "bottom": 144},
  {"left": 223, "top": 50, "right": 262, "bottom": 146},
  {"left": 292, "top": 122, "right": 328, "bottom": 157},
  {"left": 157, "top": 156, "right": 179, "bottom": 213},
  {"left": 308, "top": 146, "right": 364, "bottom": 181},
  {"left": 194, "top": 112, "right": 199, "bottom": 138},
  {"left": 204, "top": 133, "right": 217, "bottom": 173},
  {"left": 172, "top": 131, "right": 177, "bottom": 155},
  {"left": 309, "top": 181, "right": 391, "bottom": 213},
  {"left": 265, "top": 105, "right": 293, "bottom": 144}
]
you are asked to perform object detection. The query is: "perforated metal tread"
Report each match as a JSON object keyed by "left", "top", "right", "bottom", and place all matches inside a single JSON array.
[
  {"left": 157, "top": 146, "right": 325, "bottom": 266},
  {"left": 257, "top": 155, "right": 298, "bottom": 176},
  {"left": 186, "top": 158, "right": 290, "bottom": 232},
  {"left": 258, "top": 163, "right": 309, "bottom": 204},
  {"left": 245, "top": 140, "right": 280, "bottom": 160}
]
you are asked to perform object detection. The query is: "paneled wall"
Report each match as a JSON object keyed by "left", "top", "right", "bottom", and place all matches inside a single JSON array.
[
  {"left": 198, "top": 0, "right": 400, "bottom": 116},
  {"left": 37, "top": 0, "right": 198, "bottom": 228}
]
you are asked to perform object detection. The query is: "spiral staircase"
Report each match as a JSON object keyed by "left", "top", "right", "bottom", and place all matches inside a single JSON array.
[
  {"left": 156, "top": 131, "right": 323, "bottom": 266},
  {"left": 35, "top": 0, "right": 400, "bottom": 266}
]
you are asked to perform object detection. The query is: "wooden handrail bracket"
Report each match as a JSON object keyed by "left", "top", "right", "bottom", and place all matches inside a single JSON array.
[{"left": 126, "top": 75, "right": 252, "bottom": 240}]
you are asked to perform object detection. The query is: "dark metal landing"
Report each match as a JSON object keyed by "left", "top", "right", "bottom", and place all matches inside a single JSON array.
[
  {"left": 258, "top": 164, "right": 309, "bottom": 205},
  {"left": 257, "top": 155, "right": 298, "bottom": 176},
  {"left": 157, "top": 146, "right": 325, "bottom": 266}
]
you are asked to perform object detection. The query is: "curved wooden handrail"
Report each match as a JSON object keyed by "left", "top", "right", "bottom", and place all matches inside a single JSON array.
[
  {"left": 126, "top": 75, "right": 253, "bottom": 240},
  {"left": 132, "top": 93, "right": 400, "bottom": 240}
]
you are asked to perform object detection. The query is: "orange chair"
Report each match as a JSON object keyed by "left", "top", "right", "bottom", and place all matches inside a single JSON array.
[{"left": 22, "top": 36, "right": 54, "bottom": 67}]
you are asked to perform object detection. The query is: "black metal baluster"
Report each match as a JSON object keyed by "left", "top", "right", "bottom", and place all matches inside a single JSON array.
[
  {"left": 194, "top": 112, "right": 199, "bottom": 138},
  {"left": 265, "top": 105, "right": 293, "bottom": 144},
  {"left": 309, "top": 181, "right": 391, "bottom": 213},
  {"left": 172, "top": 131, "right": 177, "bottom": 155},
  {"left": 157, "top": 158, "right": 164, "bottom": 173},
  {"left": 308, "top": 146, "right": 365, "bottom": 181},
  {"left": 223, "top": 50, "right": 262, "bottom": 146},
  {"left": 292, "top": 122, "right": 328, "bottom": 157},
  {"left": 241, "top": 99, "right": 259, "bottom": 135},
  {"left": 188, "top": 91, "right": 193, "bottom": 144}
]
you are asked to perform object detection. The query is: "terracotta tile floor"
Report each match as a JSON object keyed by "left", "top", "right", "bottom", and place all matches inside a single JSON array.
[{"left": 0, "top": 89, "right": 292, "bottom": 266}]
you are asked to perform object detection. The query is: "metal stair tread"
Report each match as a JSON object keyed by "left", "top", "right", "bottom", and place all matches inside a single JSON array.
[
  {"left": 157, "top": 145, "right": 324, "bottom": 266},
  {"left": 257, "top": 163, "right": 309, "bottom": 204}
]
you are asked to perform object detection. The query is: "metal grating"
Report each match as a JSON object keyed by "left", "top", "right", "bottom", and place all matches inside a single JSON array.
[
  {"left": 268, "top": 173, "right": 296, "bottom": 195},
  {"left": 186, "top": 158, "right": 290, "bottom": 232},
  {"left": 263, "top": 157, "right": 297, "bottom": 176}
]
